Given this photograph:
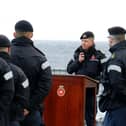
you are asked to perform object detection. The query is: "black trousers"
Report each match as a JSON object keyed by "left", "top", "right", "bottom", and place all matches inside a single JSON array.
[
  {"left": 85, "top": 88, "right": 96, "bottom": 126},
  {"left": 20, "top": 110, "right": 44, "bottom": 126}
]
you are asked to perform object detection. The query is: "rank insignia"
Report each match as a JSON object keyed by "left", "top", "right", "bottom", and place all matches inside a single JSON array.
[{"left": 111, "top": 53, "right": 115, "bottom": 59}]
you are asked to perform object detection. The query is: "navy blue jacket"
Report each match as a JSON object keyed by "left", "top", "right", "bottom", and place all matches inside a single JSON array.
[
  {"left": 67, "top": 46, "right": 106, "bottom": 80},
  {"left": 0, "top": 57, "right": 14, "bottom": 126},
  {"left": 0, "top": 52, "right": 29, "bottom": 121},
  {"left": 101, "top": 41, "right": 126, "bottom": 111},
  {"left": 11, "top": 37, "right": 52, "bottom": 111}
]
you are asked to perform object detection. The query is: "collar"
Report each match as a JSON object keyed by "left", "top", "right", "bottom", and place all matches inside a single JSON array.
[
  {"left": 75, "top": 46, "right": 96, "bottom": 60},
  {"left": 11, "top": 36, "right": 34, "bottom": 46},
  {"left": 109, "top": 40, "right": 126, "bottom": 53},
  {"left": 0, "top": 52, "right": 11, "bottom": 63}
]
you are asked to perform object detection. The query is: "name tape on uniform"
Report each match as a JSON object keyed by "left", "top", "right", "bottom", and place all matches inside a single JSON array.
[
  {"left": 108, "top": 65, "right": 121, "bottom": 73},
  {"left": 22, "top": 79, "right": 29, "bottom": 88},
  {"left": 41, "top": 61, "right": 50, "bottom": 70},
  {"left": 4, "top": 71, "right": 13, "bottom": 80}
]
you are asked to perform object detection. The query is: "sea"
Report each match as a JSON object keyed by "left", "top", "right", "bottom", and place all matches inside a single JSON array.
[
  {"left": 35, "top": 40, "right": 110, "bottom": 70},
  {"left": 35, "top": 40, "right": 110, "bottom": 126}
]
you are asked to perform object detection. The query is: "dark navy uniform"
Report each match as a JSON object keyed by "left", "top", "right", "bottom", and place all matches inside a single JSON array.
[
  {"left": 67, "top": 46, "right": 105, "bottom": 79},
  {"left": 11, "top": 36, "right": 52, "bottom": 126},
  {"left": 0, "top": 34, "right": 29, "bottom": 126},
  {"left": 67, "top": 45, "right": 105, "bottom": 126},
  {"left": 103, "top": 41, "right": 126, "bottom": 126},
  {"left": 0, "top": 57, "right": 14, "bottom": 126},
  {"left": 99, "top": 26, "right": 126, "bottom": 126},
  {"left": 101, "top": 41, "right": 126, "bottom": 126},
  {"left": 0, "top": 52, "right": 29, "bottom": 125}
]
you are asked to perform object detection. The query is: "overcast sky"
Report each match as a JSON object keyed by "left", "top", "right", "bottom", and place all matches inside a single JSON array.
[{"left": 0, "top": 0, "right": 126, "bottom": 41}]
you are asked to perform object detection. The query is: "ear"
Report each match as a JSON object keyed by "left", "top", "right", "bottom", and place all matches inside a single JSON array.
[
  {"left": 24, "top": 32, "right": 33, "bottom": 39},
  {"left": 13, "top": 32, "right": 16, "bottom": 38},
  {"left": 30, "top": 32, "right": 33, "bottom": 38},
  {"left": 8, "top": 47, "right": 11, "bottom": 53}
]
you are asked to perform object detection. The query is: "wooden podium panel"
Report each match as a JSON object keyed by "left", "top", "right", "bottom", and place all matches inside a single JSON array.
[{"left": 43, "top": 75, "right": 98, "bottom": 126}]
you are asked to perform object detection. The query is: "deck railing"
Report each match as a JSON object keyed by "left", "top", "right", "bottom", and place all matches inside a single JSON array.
[{"left": 52, "top": 69, "right": 69, "bottom": 75}]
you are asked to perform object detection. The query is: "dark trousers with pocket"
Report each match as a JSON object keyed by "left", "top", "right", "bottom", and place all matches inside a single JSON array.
[
  {"left": 20, "top": 110, "right": 45, "bottom": 126},
  {"left": 104, "top": 107, "right": 126, "bottom": 126}
]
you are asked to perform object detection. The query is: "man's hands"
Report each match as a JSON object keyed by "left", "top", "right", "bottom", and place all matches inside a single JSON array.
[
  {"left": 24, "top": 109, "right": 29, "bottom": 116},
  {"left": 79, "top": 52, "right": 85, "bottom": 63}
]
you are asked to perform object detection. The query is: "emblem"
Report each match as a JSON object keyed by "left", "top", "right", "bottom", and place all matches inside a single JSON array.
[
  {"left": 57, "top": 85, "right": 65, "bottom": 97},
  {"left": 91, "top": 55, "right": 96, "bottom": 59},
  {"left": 83, "top": 34, "right": 87, "bottom": 38}
]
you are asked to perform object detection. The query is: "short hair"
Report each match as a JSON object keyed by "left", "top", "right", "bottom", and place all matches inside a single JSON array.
[{"left": 15, "top": 20, "right": 33, "bottom": 32}]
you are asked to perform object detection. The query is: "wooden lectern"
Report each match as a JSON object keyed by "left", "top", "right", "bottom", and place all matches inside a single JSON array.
[{"left": 43, "top": 75, "right": 98, "bottom": 126}]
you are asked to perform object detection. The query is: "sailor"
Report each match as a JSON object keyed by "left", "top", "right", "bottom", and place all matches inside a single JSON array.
[
  {"left": 0, "top": 34, "right": 29, "bottom": 126},
  {"left": 11, "top": 20, "right": 52, "bottom": 126},
  {"left": 67, "top": 31, "right": 106, "bottom": 126},
  {"left": 100, "top": 26, "right": 126, "bottom": 126}
]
